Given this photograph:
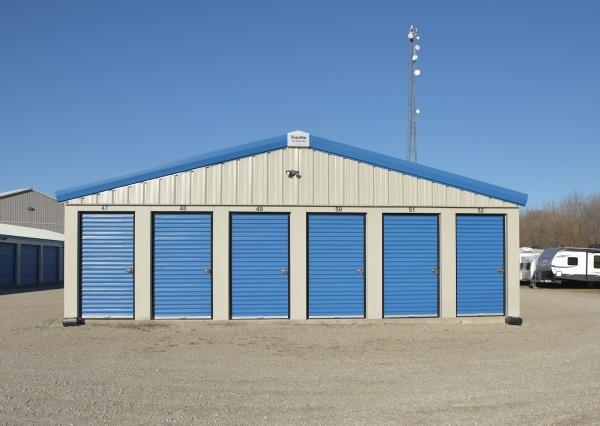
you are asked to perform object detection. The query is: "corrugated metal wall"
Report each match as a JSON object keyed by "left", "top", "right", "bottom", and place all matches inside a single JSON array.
[
  {"left": 68, "top": 149, "right": 516, "bottom": 208},
  {"left": 0, "top": 190, "right": 64, "bottom": 233}
]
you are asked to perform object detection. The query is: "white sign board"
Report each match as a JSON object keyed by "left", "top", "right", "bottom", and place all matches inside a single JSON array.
[{"left": 287, "top": 130, "right": 310, "bottom": 148}]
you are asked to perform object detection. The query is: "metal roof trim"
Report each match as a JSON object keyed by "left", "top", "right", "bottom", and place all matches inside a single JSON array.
[
  {"left": 0, "top": 223, "right": 64, "bottom": 242},
  {"left": 310, "top": 136, "right": 528, "bottom": 206},
  {"left": 56, "top": 132, "right": 527, "bottom": 206},
  {"left": 55, "top": 135, "right": 287, "bottom": 202},
  {"left": 0, "top": 188, "right": 33, "bottom": 199}
]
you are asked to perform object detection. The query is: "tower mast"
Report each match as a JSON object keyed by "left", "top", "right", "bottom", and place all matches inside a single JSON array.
[{"left": 406, "top": 25, "right": 421, "bottom": 162}]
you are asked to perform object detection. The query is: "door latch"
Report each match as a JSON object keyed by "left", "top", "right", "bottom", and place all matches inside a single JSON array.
[
  {"left": 281, "top": 268, "right": 289, "bottom": 274},
  {"left": 431, "top": 267, "right": 439, "bottom": 275},
  {"left": 203, "top": 267, "right": 212, "bottom": 274},
  {"left": 497, "top": 267, "right": 505, "bottom": 273},
  {"left": 126, "top": 267, "right": 134, "bottom": 274},
  {"left": 356, "top": 267, "right": 365, "bottom": 274}
]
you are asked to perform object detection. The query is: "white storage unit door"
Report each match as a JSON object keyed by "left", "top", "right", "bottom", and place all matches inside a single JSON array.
[
  {"left": 153, "top": 213, "right": 212, "bottom": 319},
  {"left": 80, "top": 213, "right": 134, "bottom": 318},
  {"left": 230, "top": 213, "right": 289, "bottom": 319},
  {"left": 308, "top": 214, "right": 366, "bottom": 318}
]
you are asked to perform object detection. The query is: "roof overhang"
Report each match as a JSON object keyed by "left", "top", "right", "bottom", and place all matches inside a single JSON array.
[{"left": 0, "top": 223, "right": 64, "bottom": 242}]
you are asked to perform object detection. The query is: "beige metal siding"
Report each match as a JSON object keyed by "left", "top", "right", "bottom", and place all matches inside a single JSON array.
[
  {"left": 358, "top": 163, "right": 373, "bottom": 206},
  {"left": 237, "top": 157, "right": 253, "bottom": 205},
  {"left": 252, "top": 154, "right": 268, "bottom": 205},
  {"left": 267, "top": 150, "right": 283, "bottom": 205},
  {"left": 65, "top": 148, "right": 517, "bottom": 208},
  {"left": 190, "top": 169, "right": 206, "bottom": 204},
  {"left": 313, "top": 150, "right": 328, "bottom": 205},
  {"left": 298, "top": 149, "right": 314, "bottom": 205},
  {"left": 0, "top": 190, "right": 64, "bottom": 233}
]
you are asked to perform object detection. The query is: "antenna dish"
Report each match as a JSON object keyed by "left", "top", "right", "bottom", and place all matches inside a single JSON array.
[
  {"left": 415, "top": 45, "right": 421, "bottom": 51},
  {"left": 412, "top": 54, "right": 418, "bottom": 62},
  {"left": 416, "top": 109, "right": 421, "bottom": 114},
  {"left": 414, "top": 69, "right": 421, "bottom": 76}
]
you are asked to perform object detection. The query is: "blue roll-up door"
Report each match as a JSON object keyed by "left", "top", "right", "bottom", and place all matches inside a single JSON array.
[
  {"left": 153, "top": 213, "right": 212, "bottom": 319},
  {"left": 20, "top": 244, "right": 39, "bottom": 285},
  {"left": 0, "top": 243, "right": 16, "bottom": 286},
  {"left": 457, "top": 215, "right": 505, "bottom": 316},
  {"left": 43, "top": 246, "right": 59, "bottom": 284},
  {"left": 81, "top": 213, "right": 134, "bottom": 318},
  {"left": 383, "top": 214, "right": 439, "bottom": 317},
  {"left": 230, "top": 213, "right": 289, "bottom": 319},
  {"left": 308, "top": 214, "right": 365, "bottom": 318}
]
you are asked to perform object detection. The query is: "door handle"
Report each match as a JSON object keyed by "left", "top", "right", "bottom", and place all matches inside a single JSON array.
[
  {"left": 281, "top": 268, "right": 289, "bottom": 274},
  {"left": 497, "top": 267, "right": 504, "bottom": 273},
  {"left": 126, "top": 267, "right": 134, "bottom": 274},
  {"left": 356, "top": 268, "right": 365, "bottom": 274},
  {"left": 431, "top": 267, "right": 439, "bottom": 275},
  {"left": 203, "top": 267, "right": 212, "bottom": 274}
]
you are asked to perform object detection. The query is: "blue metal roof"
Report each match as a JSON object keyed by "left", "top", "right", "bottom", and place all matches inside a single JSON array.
[{"left": 55, "top": 133, "right": 527, "bottom": 205}]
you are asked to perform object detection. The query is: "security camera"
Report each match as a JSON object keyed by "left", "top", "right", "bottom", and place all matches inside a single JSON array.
[{"left": 285, "top": 170, "right": 301, "bottom": 178}]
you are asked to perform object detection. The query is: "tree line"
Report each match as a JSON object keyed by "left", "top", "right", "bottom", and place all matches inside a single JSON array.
[{"left": 520, "top": 192, "right": 600, "bottom": 248}]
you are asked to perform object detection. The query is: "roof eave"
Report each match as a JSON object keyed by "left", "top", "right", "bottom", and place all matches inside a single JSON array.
[
  {"left": 55, "top": 134, "right": 287, "bottom": 202},
  {"left": 310, "top": 136, "right": 527, "bottom": 206}
]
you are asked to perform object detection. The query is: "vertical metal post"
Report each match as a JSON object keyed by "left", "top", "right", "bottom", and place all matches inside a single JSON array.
[
  {"left": 15, "top": 243, "right": 21, "bottom": 286},
  {"left": 40, "top": 245, "right": 44, "bottom": 284}
]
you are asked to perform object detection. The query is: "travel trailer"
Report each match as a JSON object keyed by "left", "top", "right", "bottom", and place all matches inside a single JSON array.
[
  {"left": 534, "top": 247, "right": 600, "bottom": 285},
  {"left": 519, "top": 247, "right": 543, "bottom": 283}
]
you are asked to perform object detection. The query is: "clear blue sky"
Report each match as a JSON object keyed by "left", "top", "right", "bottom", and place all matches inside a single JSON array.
[{"left": 1, "top": 1, "right": 598, "bottom": 207}]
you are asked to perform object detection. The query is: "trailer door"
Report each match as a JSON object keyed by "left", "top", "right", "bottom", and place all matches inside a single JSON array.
[{"left": 587, "top": 253, "right": 600, "bottom": 282}]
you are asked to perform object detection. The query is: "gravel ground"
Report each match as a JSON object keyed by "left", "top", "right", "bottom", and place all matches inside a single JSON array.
[{"left": 1, "top": 287, "right": 600, "bottom": 425}]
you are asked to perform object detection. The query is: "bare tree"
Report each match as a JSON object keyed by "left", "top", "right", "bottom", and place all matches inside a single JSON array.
[{"left": 521, "top": 192, "right": 600, "bottom": 248}]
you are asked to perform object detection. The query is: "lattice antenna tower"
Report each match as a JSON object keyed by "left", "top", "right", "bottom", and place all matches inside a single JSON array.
[{"left": 406, "top": 25, "right": 422, "bottom": 162}]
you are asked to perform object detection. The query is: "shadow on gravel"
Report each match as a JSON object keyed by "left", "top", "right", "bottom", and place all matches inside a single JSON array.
[
  {"left": 0, "top": 283, "right": 63, "bottom": 296},
  {"left": 529, "top": 282, "right": 600, "bottom": 290}
]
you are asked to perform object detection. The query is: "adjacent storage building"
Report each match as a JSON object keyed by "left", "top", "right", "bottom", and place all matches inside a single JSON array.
[
  {"left": 57, "top": 131, "right": 527, "bottom": 322},
  {"left": 0, "top": 223, "right": 64, "bottom": 288}
]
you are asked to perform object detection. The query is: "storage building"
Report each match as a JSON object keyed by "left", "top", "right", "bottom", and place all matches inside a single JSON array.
[
  {"left": 56, "top": 131, "right": 527, "bottom": 322},
  {"left": 0, "top": 188, "right": 64, "bottom": 233},
  {"left": 0, "top": 223, "right": 64, "bottom": 288}
]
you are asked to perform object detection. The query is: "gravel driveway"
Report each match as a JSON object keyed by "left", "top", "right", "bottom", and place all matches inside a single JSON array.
[{"left": 1, "top": 286, "right": 599, "bottom": 425}]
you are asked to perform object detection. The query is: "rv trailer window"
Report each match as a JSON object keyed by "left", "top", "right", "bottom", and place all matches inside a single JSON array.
[
  {"left": 568, "top": 257, "right": 578, "bottom": 266},
  {"left": 595, "top": 256, "right": 600, "bottom": 269},
  {"left": 526, "top": 263, "right": 531, "bottom": 270}
]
